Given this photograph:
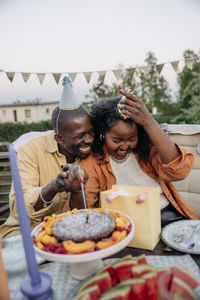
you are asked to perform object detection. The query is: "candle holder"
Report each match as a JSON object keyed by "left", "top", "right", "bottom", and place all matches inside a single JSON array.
[{"left": 8, "top": 143, "right": 54, "bottom": 300}]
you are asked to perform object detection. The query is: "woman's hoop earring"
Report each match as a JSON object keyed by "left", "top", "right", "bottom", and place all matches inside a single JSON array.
[{"left": 100, "top": 134, "right": 105, "bottom": 141}]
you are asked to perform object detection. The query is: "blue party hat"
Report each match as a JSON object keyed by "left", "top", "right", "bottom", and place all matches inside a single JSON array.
[{"left": 59, "top": 76, "right": 80, "bottom": 110}]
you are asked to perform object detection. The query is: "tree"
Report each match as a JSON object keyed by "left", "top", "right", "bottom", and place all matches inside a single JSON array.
[
  {"left": 86, "top": 53, "right": 172, "bottom": 115},
  {"left": 173, "top": 50, "right": 200, "bottom": 123},
  {"left": 137, "top": 52, "right": 171, "bottom": 113}
]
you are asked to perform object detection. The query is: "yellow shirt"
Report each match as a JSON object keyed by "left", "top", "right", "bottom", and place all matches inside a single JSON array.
[{"left": 0, "top": 132, "right": 70, "bottom": 238}]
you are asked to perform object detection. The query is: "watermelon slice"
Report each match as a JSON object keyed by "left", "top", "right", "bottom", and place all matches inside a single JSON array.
[
  {"left": 79, "top": 294, "right": 91, "bottom": 300},
  {"left": 78, "top": 271, "right": 112, "bottom": 294},
  {"left": 142, "top": 271, "right": 158, "bottom": 300},
  {"left": 113, "top": 259, "right": 137, "bottom": 282},
  {"left": 97, "top": 264, "right": 119, "bottom": 287},
  {"left": 174, "top": 292, "right": 187, "bottom": 300},
  {"left": 118, "top": 278, "right": 145, "bottom": 300},
  {"left": 170, "top": 277, "right": 198, "bottom": 300},
  {"left": 136, "top": 254, "right": 148, "bottom": 265},
  {"left": 172, "top": 263, "right": 200, "bottom": 289},
  {"left": 157, "top": 267, "right": 173, "bottom": 291},
  {"left": 120, "top": 254, "right": 133, "bottom": 261},
  {"left": 131, "top": 264, "right": 156, "bottom": 278},
  {"left": 73, "top": 285, "right": 101, "bottom": 300},
  {"left": 157, "top": 268, "right": 173, "bottom": 300},
  {"left": 99, "top": 285, "right": 131, "bottom": 300}
]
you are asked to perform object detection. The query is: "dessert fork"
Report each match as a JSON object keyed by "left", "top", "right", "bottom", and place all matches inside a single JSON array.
[{"left": 180, "top": 223, "right": 200, "bottom": 249}]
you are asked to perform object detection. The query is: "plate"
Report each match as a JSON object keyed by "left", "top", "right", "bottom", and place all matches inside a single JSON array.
[
  {"left": 161, "top": 220, "right": 200, "bottom": 254},
  {"left": 31, "top": 209, "right": 135, "bottom": 263},
  {"left": 2, "top": 234, "right": 45, "bottom": 273}
]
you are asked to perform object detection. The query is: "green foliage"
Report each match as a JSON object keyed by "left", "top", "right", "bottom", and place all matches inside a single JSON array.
[
  {"left": 137, "top": 52, "right": 171, "bottom": 112},
  {"left": 0, "top": 120, "right": 52, "bottom": 143},
  {"left": 174, "top": 49, "right": 200, "bottom": 123}
]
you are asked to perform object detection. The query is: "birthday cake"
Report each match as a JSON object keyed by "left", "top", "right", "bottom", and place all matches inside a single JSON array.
[
  {"left": 53, "top": 211, "right": 115, "bottom": 242},
  {"left": 33, "top": 208, "right": 132, "bottom": 255}
]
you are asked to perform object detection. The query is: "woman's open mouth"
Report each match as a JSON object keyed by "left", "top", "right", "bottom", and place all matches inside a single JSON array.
[{"left": 115, "top": 150, "right": 130, "bottom": 160}]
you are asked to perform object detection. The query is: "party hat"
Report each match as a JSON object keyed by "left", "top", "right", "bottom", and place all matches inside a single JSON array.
[{"left": 59, "top": 76, "right": 80, "bottom": 110}]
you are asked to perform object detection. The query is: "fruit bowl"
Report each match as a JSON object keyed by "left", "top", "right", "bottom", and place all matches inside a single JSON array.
[{"left": 32, "top": 209, "right": 135, "bottom": 279}]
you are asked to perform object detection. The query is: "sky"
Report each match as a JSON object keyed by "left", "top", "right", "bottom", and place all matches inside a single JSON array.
[{"left": 0, "top": 0, "right": 200, "bottom": 105}]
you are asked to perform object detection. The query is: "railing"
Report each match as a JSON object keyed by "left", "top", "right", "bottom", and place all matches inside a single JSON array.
[{"left": 0, "top": 152, "right": 11, "bottom": 225}]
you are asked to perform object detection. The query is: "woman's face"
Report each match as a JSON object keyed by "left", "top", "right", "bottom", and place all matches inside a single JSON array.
[{"left": 105, "top": 120, "right": 138, "bottom": 160}]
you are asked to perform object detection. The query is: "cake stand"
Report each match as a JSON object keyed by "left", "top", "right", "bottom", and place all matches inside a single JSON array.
[{"left": 32, "top": 209, "right": 135, "bottom": 280}]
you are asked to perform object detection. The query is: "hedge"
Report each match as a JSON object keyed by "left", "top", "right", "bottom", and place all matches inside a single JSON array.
[{"left": 0, "top": 120, "right": 52, "bottom": 144}]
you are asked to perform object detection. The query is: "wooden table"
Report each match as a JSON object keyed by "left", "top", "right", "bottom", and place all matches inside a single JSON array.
[{"left": 109, "top": 239, "right": 200, "bottom": 268}]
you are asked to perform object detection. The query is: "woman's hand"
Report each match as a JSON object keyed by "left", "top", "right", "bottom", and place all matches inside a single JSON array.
[
  {"left": 119, "top": 90, "right": 180, "bottom": 164},
  {"left": 119, "top": 90, "right": 153, "bottom": 128}
]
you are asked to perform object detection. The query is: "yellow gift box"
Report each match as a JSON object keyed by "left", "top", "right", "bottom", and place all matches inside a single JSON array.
[{"left": 100, "top": 185, "right": 161, "bottom": 250}]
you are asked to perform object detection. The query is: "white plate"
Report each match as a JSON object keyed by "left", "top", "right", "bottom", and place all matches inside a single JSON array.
[
  {"left": 31, "top": 209, "right": 135, "bottom": 263},
  {"left": 2, "top": 234, "right": 45, "bottom": 273},
  {"left": 161, "top": 220, "right": 200, "bottom": 254}
]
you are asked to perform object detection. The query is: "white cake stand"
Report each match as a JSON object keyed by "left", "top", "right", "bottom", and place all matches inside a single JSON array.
[{"left": 32, "top": 209, "right": 135, "bottom": 280}]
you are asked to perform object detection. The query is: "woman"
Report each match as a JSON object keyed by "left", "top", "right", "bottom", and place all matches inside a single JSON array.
[{"left": 79, "top": 90, "right": 199, "bottom": 226}]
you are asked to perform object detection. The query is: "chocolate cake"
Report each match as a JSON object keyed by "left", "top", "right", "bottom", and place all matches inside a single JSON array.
[{"left": 52, "top": 211, "right": 115, "bottom": 242}]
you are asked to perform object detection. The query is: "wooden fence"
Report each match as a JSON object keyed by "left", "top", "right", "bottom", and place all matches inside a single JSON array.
[{"left": 0, "top": 152, "right": 11, "bottom": 225}]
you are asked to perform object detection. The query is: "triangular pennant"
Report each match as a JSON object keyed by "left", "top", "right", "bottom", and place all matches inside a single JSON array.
[
  {"left": 68, "top": 73, "right": 77, "bottom": 82},
  {"left": 52, "top": 73, "right": 61, "bottom": 84},
  {"left": 83, "top": 72, "right": 92, "bottom": 84},
  {"left": 127, "top": 68, "right": 136, "bottom": 78},
  {"left": 21, "top": 72, "right": 31, "bottom": 82},
  {"left": 156, "top": 64, "right": 164, "bottom": 74},
  {"left": 6, "top": 72, "right": 15, "bottom": 82},
  {"left": 98, "top": 71, "right": 106, "bottom": 82},
  {"left": 185, "top": 58, "right": 194, "bottom": 70},
  {"left": 37, "top": 73, "right": 46, "bottom": 84},
  {"left": 113, "top": 69, "right": 121, "bottom": 80},
  {"left": 171, "top": 61, "right": 179, "bottom": 72}
]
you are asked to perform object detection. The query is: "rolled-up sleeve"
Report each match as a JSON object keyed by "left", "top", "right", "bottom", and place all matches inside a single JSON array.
[{"left": 151, "top": 144, "right": 194, "bottom": 182}]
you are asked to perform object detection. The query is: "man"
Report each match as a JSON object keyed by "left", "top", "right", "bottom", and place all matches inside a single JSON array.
[{"left": 0, "top": 77, "right": 94, "bottom": 237}]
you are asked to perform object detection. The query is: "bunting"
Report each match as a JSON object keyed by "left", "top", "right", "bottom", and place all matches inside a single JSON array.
[
  {"left": 113, "top": 69, "right": 121, "bottom": 80},
  {"left": 21, "top": 72, "right": 31, "bottom": 82},
  {"left": 37, "top": 73, "right": 46, "bottom": 84},
  {"left": 0, "top": 55, "right": 198, "bottom": 85},
  {"left": 156, "top": 64, "right": 164, "bottom": 74},
  {"left": 98, "top": 71, "right": 106, "bottom": 82},
  {"left": 171, "top": 61, "right": 179, "bottom": 72},
  {"left": 6, "top": 72, "right": 15, "bottom": 82},
  {"left": 52, "top": 73, "right": 61, "bottom": 84},
  {"left": 83, "top": 72, "right": 92, "bottom": 84},
  {"left": 127, "top": 68, "right": 136, "bottom": 78},
  {"left": 185, "top": 58, "right": 194, "bottom": 70}
]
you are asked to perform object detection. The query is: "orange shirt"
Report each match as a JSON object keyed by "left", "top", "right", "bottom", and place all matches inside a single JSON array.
[{"left": 80, "top": 145, "right": 199, "bottom": 219}]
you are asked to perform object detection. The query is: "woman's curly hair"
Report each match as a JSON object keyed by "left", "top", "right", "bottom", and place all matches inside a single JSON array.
[{"left": 90, "top": 97, "right": 151, "bottom": 162}]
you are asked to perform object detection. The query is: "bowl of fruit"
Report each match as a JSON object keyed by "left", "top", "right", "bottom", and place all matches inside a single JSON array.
[
  {"left": 68, "top": 253, "right": 200, "bottom": 300},
  {"left": 32, "top": 208, "right": 135, "bottom": 279}
]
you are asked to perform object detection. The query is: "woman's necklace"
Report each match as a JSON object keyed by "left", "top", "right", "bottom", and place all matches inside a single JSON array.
[{"left": 109, "top": 152, "right": 130, "bottom": 164}]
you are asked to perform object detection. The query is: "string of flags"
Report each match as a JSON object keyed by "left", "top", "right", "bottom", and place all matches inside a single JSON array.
[{"left": 0, "top": 57, "right": 197, "bottom": 85}]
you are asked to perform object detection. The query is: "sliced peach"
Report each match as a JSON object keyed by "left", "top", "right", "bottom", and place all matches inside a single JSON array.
[
  {"left": 41, "top": 234, "right": 57, "bottom": 245},
  {"left": 63, "top": 240, "right": 95, "bottom": 254}
]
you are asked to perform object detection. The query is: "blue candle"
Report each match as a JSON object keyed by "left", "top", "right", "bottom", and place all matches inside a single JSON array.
[{"left": 8, "top": 144, "right": 53, "bottom": 299}]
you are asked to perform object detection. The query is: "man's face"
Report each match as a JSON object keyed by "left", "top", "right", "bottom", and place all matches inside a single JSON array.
[{"left": 58, "top": 115, "right": 95, "bottom": 159}]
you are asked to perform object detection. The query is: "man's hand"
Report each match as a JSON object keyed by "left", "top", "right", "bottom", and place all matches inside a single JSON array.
[{"left": 55, "top": 164, "right": 88, "bottom": 193}]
